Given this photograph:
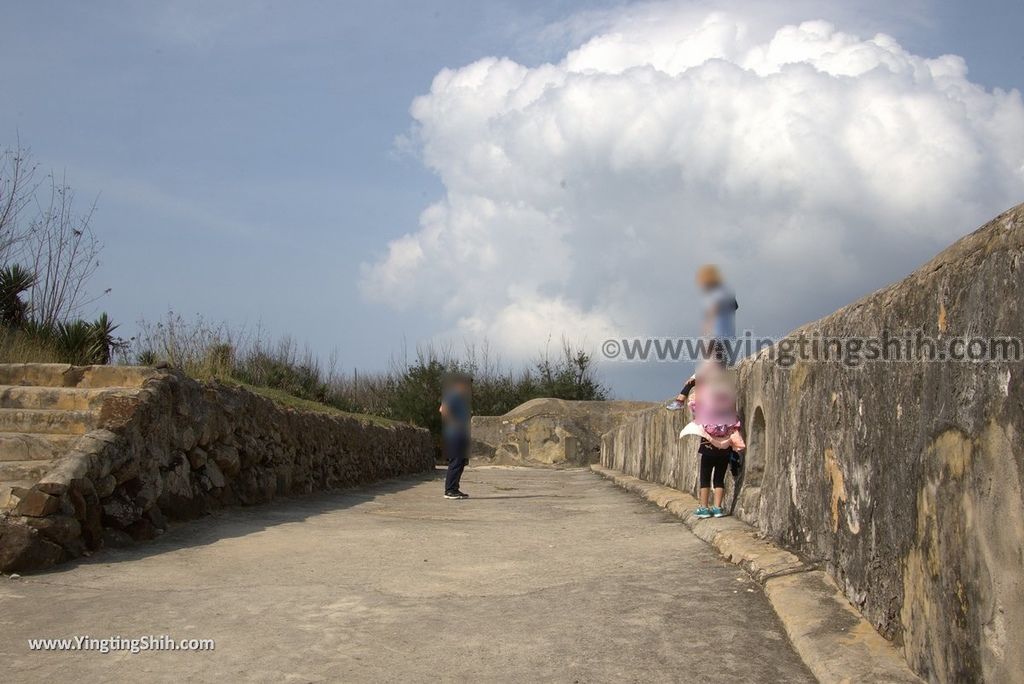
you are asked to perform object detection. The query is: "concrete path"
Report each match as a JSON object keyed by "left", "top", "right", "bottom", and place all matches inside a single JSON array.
[{"left": 1, "top": 467, "right": 814, "bottom": 683}]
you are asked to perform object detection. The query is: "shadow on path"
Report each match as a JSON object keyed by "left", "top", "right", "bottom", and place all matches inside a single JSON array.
[{"left": 40, "top": 468, "right": 444, "bottom": 576}]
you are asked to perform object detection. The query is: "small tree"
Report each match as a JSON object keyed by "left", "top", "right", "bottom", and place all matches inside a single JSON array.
[
  {"left": 389, "top": 355, "right": 450, "bottom": 435},
  {"left": 24, "top": 170, "right": 102, "bottom": 326},
  {"left": 535, "top": 337, "right": 608, "bottom": 401},
  {"left": 0, "top": 143, "right": 35, "bottom": 264},
  {"left": 0, "top": 140, "right": 114, "bottom": 365}
]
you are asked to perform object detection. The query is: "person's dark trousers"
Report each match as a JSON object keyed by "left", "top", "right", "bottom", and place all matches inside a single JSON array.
[{"left": 444, "top": 432, "right": 469, "bottom": 493}]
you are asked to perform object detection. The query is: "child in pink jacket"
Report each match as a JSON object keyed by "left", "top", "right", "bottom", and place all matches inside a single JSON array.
[{"left": 679, "top": 364, "right": 745, "bottom": 518}]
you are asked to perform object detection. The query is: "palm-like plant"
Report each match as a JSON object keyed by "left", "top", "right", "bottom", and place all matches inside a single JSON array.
[
  {"left": 136, "top": 349, "right": 159, "bottom": 366},
  {"left": 0, "top": 264, "right": 36, "bottom": 327},
  {"left": 54, "top": 320, "right": 95, "bottom": 365},
  {"left": 89, "top": 312, "right": 118, "bottom": 364}
]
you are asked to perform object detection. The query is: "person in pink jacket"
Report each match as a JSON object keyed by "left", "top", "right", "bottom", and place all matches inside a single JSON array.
[{"left": 679, "top": 363, "right": 745, "bottom": 518}]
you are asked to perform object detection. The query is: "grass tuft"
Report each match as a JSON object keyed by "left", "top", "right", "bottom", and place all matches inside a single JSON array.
[{"left": 222, "top": 379, "right": 402, "bottom": 428}]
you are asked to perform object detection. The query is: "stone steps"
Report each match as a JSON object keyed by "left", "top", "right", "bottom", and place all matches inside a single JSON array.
[
  {"left": 0, "top": 363, "right": 157, "bottom": 389},
  {"left": 0, "top": 459, "right": 56, "bottom": 484},
  {"left": 0, "top": 364, "right": 156, "bottom": 511},
  {"left": 0, "top": 433, "right": 82, "bottom": 461},
  {"left": 0, "top": 385, "right": 132, "bottom": 411},
  {"left": 0, "top": 409, "right": 98, "bottom": 435}
]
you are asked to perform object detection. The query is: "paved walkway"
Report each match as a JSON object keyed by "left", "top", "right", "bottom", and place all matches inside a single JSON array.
[{"left": 1, "top": 467, "right": 814, "bottom": 683}]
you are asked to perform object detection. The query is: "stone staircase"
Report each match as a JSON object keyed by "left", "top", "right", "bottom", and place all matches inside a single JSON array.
[{"left": 0, "top": 364, "right": 156, "bottom": 511}]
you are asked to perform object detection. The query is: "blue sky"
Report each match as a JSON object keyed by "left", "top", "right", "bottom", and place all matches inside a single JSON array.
[{"left": 2, "top": 1, "right": 1023, "bottom": 398}]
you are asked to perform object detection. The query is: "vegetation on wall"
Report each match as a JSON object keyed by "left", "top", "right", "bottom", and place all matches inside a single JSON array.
[{"left": 126, "top": 311, "right": 608, "bottom": 435}]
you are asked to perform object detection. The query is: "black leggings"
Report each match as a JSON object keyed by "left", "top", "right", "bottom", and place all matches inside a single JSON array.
[{"left": 699, "top": 442, "right": 730, "bottom": 489}]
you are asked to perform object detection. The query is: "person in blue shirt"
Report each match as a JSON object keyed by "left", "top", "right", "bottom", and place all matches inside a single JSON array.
[
  {"left": 666, "top": 264, "right": 738, "bottom": 411},
  {"left": 439, "top": 374, "right": 472, "bottom": 499},
  {"left": 699, "top": 264, "right": 738, "bottom": 345}
]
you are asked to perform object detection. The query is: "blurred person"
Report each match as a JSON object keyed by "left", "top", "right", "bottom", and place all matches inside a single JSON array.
[
  {"left": 439, "top": 373, "right": 472, "bottom": 499},
  {"left": 678, "top": 364, "right": 745, "bottom": 518},
  {"left": 666, "top": 264, "right": 738, "bottom": 410}
]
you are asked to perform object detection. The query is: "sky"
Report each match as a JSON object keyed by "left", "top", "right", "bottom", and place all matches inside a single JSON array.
[{"left": 1, "top": 0, "right": 1023, "bottom": 399}]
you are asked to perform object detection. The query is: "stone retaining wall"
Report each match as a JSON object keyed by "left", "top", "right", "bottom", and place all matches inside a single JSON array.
[
  {"left": 602, "top": 204, "right": 1024, "bottom": 682},
  {"left": 471, "top": 398, "right": 656, "bottom": 466},
  {"left": 0, "top": 371, "right": 434, "bottom": 573}
]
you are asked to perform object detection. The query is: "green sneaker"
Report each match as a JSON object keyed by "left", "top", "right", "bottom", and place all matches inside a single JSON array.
[
  {"left": 711, "top": 506, "right": 725, "bottom": 518},
  {"left": 694, "top": 506, "right": 712, "bottom": 519}
]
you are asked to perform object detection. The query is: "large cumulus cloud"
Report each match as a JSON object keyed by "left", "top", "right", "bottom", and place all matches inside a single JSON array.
[{"left": 362, "top": 5, "right": 1024, "bottom": 361}]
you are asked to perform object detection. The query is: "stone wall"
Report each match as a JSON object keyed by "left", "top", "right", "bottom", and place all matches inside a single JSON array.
[
  {"left": 471, "top": 398, "right": 656, "bottom": 466},
  {"left": 0, "top": 371, "right": 434, "bottom": 573},
  {"left": 602, "top": 203, "right": 1024, "bottom": 683}
]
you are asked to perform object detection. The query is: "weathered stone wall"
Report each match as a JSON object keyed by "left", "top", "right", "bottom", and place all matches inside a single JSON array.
[
  {"left": 471, "top": 398, "right": 656, "bottom": 466},
  {"left": 602, "top": 203, "right": 1024, "bottom": 683},
  {"left": 0, "top": 371, "right": 434, "bottom": 573}
]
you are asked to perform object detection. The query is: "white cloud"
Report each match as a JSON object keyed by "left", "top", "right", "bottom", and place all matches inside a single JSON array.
[
  {"left": 457, "top": 295, "right": 619, "bottom": 360},
  {"left": 362, "top": 3, "right": 1024, "bottom": 361}
]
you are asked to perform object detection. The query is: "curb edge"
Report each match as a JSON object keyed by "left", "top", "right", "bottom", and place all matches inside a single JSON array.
[{"left": 590, "top": 464, "right": 922, "bottom": 684}]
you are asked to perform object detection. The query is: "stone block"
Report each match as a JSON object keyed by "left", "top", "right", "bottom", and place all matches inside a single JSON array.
[
  {"left": 0, "top": 519, "right": 62, "bottom": 572},
  {"left": 14, "top": 489, "right": 61, "bottom": 517},
  {"left": 24, "top": 514, "right": 81, "bottom": 547}
]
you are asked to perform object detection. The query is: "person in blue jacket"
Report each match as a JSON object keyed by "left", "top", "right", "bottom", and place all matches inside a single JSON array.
[{"left": 439, "top": 374, "right": 472, "bottom": 499}]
